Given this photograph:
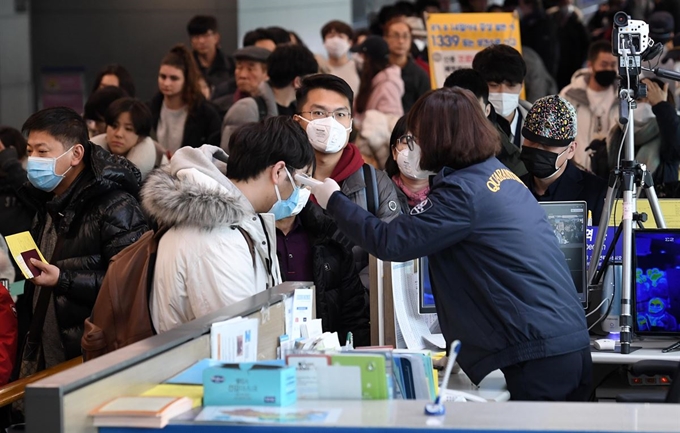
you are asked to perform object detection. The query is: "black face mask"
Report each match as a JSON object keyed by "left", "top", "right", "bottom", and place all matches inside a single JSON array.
[
  {"left": 520, "top": 146, "right": 568, "bottom": 179},
  {"left": 594, "top": 70, "right": 617, "bottom": 87}
]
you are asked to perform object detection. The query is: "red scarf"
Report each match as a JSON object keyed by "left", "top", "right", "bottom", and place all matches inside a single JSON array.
[
  {"left": 392, "top": 175, "right": 430, "bottom": 207},
  {"left": 310, "top": 144, "right": 365, "bottom": 205},
  {"left": 330, "top": 143, "right": 365, "bottom": 183}
]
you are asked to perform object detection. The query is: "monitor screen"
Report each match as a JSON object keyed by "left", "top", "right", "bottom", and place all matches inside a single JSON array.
[
  {"left": 419, "top": 256, "right": 436, "bottom": 314},
  {"left": 633, "top": 230, "right": 680, "bottom": 335},
  {"left": 539, "top": 201, "right": 588, "bottom": 307}
]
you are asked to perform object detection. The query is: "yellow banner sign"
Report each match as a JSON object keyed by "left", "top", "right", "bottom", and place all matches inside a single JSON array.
[{"left": 425, "top": 13, "right": 522, "bottom": 89}]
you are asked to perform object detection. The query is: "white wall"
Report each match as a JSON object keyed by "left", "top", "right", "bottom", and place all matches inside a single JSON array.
[
  {"left": 237, "top": 0, "right": 352, "bottom": 57},
  {"left": 0, "top": 1, "right": 33, "bottom": 129}
]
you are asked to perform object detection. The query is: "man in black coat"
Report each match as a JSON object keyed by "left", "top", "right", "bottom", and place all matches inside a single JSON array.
[
  {"left": 15, "top": 107, "right": 148, "bottom": 375},
  {"left": 276, "top": 202, "right": 370, "bottom": 347},
  {"left": 520, "top": 95, "right": 607, "bottom": 222}
]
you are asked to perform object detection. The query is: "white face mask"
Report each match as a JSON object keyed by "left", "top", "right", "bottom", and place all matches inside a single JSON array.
[
  {"left": 301, "top": 116, "right": 351, "bottom": 154},
  {"left": 291, "top": 187, "right": 311, "bottom": 216},
  {"left": 324, "top": 36, "right": 351, "bottom": 59},
  {"left": 396, "top": 144, "right": 434, "bottom": 180},
  {"left": 488, "top": 92, "right": 520, "bottom": 118}
]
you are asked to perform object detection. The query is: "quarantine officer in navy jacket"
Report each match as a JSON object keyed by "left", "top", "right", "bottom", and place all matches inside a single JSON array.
[{"left": 310, "top": 88, "right": 592, "bottom": 401}]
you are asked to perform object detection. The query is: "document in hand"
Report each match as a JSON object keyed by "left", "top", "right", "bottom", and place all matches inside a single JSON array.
[
  {"left": 89, "top": 396, "right": 192, "bottom": 428},
  {"left": 210, "top": 317, "right": 259, "bottom": 362},
  {"left": 4, "top": 231, "right": 47, "bottom": 279}
]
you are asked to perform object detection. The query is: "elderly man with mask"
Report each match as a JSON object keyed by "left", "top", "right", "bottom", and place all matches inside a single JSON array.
[{"left": 520, "top": 95, "right": 607, "bottom": 222}]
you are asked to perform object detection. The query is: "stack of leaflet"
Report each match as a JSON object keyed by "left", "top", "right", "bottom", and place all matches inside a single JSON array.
[
  {"left": 285, "top": 348, "right": 437, "bottom": 401},
  {"left": 210, "top": 316, "right": 259, "bottom": 362},
  {"left": 393, "top": 350, "right": 437, "bottom": 400}
]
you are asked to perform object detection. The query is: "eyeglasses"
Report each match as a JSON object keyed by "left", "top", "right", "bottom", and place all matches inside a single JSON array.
[
  {"left": 395, "top": 134, "right": 416, "bottom": 151},
  {"left": 299, "top": 110, "right": 352, "bottom": 127}
]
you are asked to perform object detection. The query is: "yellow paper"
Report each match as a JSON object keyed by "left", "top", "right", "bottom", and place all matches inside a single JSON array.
[
  {"left": 4, "top": 231, "right": 47, "bottom": 279},
  {"left": 608, "top": 198, "right": 680, "bottom": 228},
  {"left": 141, "top": 384, "right": 203, "bottom": 408}
]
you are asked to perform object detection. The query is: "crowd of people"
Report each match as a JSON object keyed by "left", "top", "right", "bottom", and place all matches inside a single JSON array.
[{"left": 3, "top": 0, "right": 680, "bottom": 418}]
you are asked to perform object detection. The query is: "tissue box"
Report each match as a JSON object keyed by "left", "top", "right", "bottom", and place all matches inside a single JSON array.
[{"left": 203, "top": 363, "right": 297, "bottom": 407}]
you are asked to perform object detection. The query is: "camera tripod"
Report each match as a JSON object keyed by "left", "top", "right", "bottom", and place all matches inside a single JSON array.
[{"left": 587, "top": 89, "right": 667, "bottom": 355}]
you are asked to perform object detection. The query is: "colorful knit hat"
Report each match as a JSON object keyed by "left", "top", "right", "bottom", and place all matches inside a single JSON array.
[{"left": 521, "top": 95, "right": 577, "bottom": 147}]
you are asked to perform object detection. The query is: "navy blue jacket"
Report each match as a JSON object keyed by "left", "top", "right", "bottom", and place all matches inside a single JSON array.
[
  {"left": 327, "top": 157, "right": 589, "bottom": 384},
  {"left": 522, "top": 161, "right": 607, "bottom": 223}
]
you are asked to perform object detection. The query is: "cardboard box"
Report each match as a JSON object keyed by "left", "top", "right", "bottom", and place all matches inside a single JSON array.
[{"left": 203, "top": 363, "right": 297, "bottom": 407}]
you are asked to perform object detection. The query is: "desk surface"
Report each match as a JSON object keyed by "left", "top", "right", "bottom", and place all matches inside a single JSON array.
[
  {"left": 590, "top": 337, "right": 680, "bottom": 364},
  {"left": 100, "top": 400, "right": 680, "bottom": 432}
]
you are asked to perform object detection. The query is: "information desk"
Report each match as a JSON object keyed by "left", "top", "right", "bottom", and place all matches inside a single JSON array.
[
  {"left": 98, "top": 400, "right": 680, "bottom": 433},
  {"left": 24, "top": 281, "right": 314, "bottom": 433}
]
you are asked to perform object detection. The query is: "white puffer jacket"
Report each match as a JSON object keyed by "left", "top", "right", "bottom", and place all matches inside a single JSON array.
[{"left": 141, "top": 145, "right": 282, "bottom": 332}]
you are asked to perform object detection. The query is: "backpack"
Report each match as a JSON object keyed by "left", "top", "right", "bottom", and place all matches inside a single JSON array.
[
  {"left": 361, "top": 164, "right": 380, "bottom": 216},
  {"left": 81, "top": 227, "right": 255, "bottom": 361}
]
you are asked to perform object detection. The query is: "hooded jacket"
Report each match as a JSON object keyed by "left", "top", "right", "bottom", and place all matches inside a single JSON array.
[
  {"left": 91, "top": 134, "right": 168, "bottom": 180},
  {"left": 560, "top": 68, "right": 619, "bottom": 171},
  {"left": 17, "top": 142, "right": 148, "bottom": 361},
  {"left": 357, "top": 65, "right": 405, "bottom": 123},
  {"left": 141, "top": 145, "right": 282, "bottom": 333}
]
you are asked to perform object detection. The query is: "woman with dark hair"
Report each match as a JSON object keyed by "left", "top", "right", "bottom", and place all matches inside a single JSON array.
[
  {"left": 148, "top": 44, "right": 221, "bottom": 155},
  {"left": 309, "top": 87, "right": 592, "bottom": 402},
  {"left": 352, "top": 35, "right": 404, "bottom": 168},
  {"left": 384, "top": 115, "right": 432, "bottom": 212},
  {"left": 91, "top": 64, "right": 136, "bottom": 97},
  {"left": 91, "top": 97, "right": 167, "bottom": 180}
]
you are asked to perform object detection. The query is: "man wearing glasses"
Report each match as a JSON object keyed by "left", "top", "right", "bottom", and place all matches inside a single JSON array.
[{"left": 293, "top": 74, "right": 400, "bottom": 288}]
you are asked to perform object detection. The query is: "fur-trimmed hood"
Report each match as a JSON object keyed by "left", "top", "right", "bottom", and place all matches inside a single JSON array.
[{"left": 141, "top": 145, "right": 252, "bottom": 229}]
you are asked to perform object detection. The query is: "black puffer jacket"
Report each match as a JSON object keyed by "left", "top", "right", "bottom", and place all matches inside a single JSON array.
[
  {"left": 297, "top": 203, "right": 370, "bottom": 347},
  {"left": 17, "top": 142, "right": 148, "bottom": 360}
]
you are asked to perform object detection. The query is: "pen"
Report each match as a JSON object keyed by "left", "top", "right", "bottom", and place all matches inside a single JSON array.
[
  {"left": 425, "top": 340, "right": 461, "bottom": 416},
  {"left": 345, "top": 332, "right": 354, "bottom": 350}
]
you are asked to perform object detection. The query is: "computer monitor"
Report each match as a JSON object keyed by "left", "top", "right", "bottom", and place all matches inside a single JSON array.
[
  {"left": 539, "top": 201, "right": 588, "bottom": 307},
  {"left": 633, "top": 229, "right": 680, "bottom": 336},
  {"left": 418, "top": 256, "right": 436, "bottom": 314}
]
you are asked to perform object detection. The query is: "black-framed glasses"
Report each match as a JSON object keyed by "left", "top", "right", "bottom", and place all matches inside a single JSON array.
[
  {"left": 299, "top": 110, "right": 352, "bottom": 126},
  {"left": 396, "top": 134, "right": 416, "bottom": 151}
]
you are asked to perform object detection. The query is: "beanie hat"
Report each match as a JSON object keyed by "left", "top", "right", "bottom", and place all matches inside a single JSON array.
[{"left": 522, "top": 95, "right": 577, "bottom": 147}]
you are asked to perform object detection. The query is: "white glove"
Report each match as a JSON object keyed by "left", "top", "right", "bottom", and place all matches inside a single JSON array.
[{"left": 310, "top": 178, "right": 341, "bottom": 209}]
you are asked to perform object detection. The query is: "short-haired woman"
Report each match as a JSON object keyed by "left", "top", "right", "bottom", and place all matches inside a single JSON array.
[
  {"left": 91, "top": 97, "right": 167, "bottom": 180},
  {"left": 310, "top": 87, "right": 592, "bottom": 401}
]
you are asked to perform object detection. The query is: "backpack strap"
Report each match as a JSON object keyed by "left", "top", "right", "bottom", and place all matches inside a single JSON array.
[
  {"left": 362, "top": 164, "right": 380, "bottom": 216},
  {"left": 236, "top": 226, "right": 256, "bottom": 271},
  {"left": 254, "top": 96, "right": 268, "bottom": 122}
]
